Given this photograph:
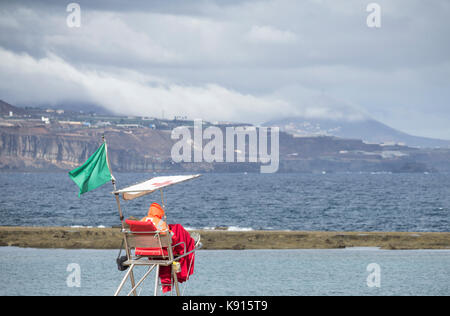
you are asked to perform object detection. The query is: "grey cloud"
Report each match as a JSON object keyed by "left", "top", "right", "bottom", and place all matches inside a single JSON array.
[{"left": 0, "top": 0, "right": 449, "bottom": 139}]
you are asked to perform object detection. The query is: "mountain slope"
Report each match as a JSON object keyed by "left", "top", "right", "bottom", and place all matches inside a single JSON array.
[
  {"left": 264, "top": 117, "right": 450, "bottom": 148},
  {"left": 0, "top": 100, "right": 27, "bottom": 116}
]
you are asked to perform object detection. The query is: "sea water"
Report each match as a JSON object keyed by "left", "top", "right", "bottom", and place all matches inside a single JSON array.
[
  {"left": 1, "top": 172, "right": 449, "bottom": 296},
  {"left": 1, "top": 172, "right": 449, "bottom": 231},
  {"left": 0, "top": 247, "right": 449, "bottom": 296}
]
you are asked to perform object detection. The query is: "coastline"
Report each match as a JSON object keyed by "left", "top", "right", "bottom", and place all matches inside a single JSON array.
[{"left": 1, "top": 226, "right": 449, "bottom": 250}]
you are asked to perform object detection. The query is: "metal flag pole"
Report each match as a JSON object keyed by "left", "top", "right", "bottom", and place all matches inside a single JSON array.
[{"left": 103, "top": 135, "right": 137, "bottom": 296}]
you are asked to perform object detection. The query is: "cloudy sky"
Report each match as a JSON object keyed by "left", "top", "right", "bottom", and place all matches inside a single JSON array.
[{"left": 0, "top": 0, "right": 449, "bottom": 139}]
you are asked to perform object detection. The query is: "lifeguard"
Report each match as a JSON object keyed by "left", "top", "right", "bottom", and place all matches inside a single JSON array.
[{"left": 141, "top": 202, "right": 169, "bottom": 232}]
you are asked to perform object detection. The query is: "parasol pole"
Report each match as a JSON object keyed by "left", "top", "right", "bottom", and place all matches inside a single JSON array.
[{"left": 103, "top": 135, "right": 137, "bottom": 296}]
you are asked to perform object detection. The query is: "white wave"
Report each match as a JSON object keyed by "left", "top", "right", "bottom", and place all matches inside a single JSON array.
[
  {"left": 200, "top": 226, "right": 255, "bottom": 231},
  {"left": 69, "top": 225, "right": 107, "bottom": 229},
  {"left": 169, "top": 225, "right": 256, "bottom": 231},
  {"left": 224, "top": 226, "right": 254, "bottom": 232}
]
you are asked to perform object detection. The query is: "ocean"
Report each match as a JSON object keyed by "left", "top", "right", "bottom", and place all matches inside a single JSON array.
[
  {"left": 0, "top": 172, "right": 449, "bottom": 231},
  {"left": 1, "top": 247, "right": 449, "bottom": 296},
  {"left": 1, "top": 172, "right": 450, "bottom": 296}
]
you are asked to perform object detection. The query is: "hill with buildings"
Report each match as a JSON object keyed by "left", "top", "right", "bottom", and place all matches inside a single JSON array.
[
  {"left": 1, "top": 100, "right": 450, "bottom": 173},
  {"left": 265, "top": 117, "right": 450, "bottom": 149}
]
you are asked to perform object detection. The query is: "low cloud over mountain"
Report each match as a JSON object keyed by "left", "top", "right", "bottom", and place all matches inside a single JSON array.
[{"left": 0, "top": 0, "right": 449, "bottom": 139}]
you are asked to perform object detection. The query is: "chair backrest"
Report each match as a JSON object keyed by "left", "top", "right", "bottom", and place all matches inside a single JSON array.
[
  {"left": 125, "top": 230, "right": 171, "bottom": 249},
  {"left": 123, "top": 219, "right": 171, "bottom": 253}
]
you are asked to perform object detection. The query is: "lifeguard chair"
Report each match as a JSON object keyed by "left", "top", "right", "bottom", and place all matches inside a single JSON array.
[{"left": 111, "top": 174, "right": 202, "bottom": 296}]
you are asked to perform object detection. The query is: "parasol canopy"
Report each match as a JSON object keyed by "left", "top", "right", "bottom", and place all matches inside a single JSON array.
[{"left": 114, "top": 174, "right": 201, "bottom": 201}]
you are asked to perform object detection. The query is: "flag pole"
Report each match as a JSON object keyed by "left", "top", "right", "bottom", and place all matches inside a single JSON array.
[
  {"left": 103, "top": 135, "right": 124, "bottom": 225},
  {"left": 103, "top": 135, "right": 137, "bottom": 296}
]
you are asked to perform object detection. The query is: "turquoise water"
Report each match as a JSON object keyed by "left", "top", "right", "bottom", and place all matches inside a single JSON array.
[{"left": 1, "top": 247, "right": 449, "bottom": 296}]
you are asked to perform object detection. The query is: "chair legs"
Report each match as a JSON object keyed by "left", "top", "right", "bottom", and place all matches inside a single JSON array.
[
  {"left": 172, "top": 267, "right": 181, "bottom": 296},
  {"left": 114, "top": 264, "right": 135, "bottom": 296},
  {"left": 126, "top": 265, "right": 157, "bottom": 296},
  {"left": 115, "top": 264, "right": 181, "bottom": 296},
  {"left": 154, "top": 265, "right": 160, "bottom": 296}
]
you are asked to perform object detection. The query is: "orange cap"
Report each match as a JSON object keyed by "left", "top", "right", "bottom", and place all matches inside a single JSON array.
[{"left": 147, "top": 202, "right": 165, "bottom": 219}]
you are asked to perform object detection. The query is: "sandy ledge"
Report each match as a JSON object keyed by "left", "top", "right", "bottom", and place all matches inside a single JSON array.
[{"left": 0, "top": 226, "right": 449, "bottom": 250}]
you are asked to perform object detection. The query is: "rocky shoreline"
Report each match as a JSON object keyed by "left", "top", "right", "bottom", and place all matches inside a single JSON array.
[{"left": 1, "top": 226, "right": 449, "bottom": 250}]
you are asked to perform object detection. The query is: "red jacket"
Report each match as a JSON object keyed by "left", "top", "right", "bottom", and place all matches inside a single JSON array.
[{"left": 159, "top": 224, "right": 196, "bottom": 293}]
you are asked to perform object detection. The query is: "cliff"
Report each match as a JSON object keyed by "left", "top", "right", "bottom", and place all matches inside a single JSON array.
[
  {"left": 0, "top": 126, "right": 175, "bottom": 171},
  {"left": 0, "top": 125, "right": 448, "bottom": 173}
]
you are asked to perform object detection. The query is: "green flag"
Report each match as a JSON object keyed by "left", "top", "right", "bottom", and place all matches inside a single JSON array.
[{"left": 68, "top": 143, "right": 112, "bottom": 197}]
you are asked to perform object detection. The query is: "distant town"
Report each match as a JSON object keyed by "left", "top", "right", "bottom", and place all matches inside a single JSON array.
[
  {"left": 0, "top": 100, "right": 250, "bottom": 132},
  {"left": 1, "top": 99, "right": 450, "bottom": 173}
]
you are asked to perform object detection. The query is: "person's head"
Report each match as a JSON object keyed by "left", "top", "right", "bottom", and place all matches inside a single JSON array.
[{"left": 147, "top": 202, "right": 165, "bottom": 219}]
